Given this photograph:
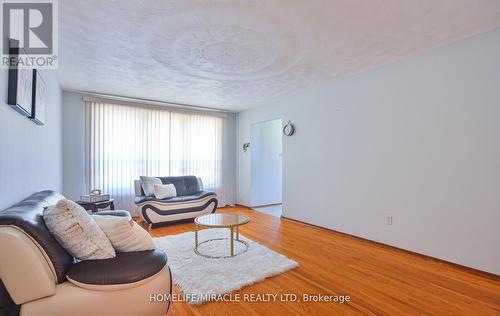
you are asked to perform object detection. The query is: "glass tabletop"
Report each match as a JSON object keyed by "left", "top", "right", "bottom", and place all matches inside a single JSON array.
[{"left": 195, "top": 213, "right": 250, "bottom": 228}]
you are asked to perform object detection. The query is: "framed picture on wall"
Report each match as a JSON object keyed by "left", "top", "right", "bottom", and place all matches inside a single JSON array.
[
  {"left": 7, "top": 39, "right": 33, "bottom": 117},
  {"left": 30, "top": 70, "right": 46, "bottom": 125}
]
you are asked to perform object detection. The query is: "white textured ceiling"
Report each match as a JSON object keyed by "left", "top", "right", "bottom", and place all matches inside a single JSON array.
[{"left": 59, "top": 0, "right": 500, "bottom": 111}]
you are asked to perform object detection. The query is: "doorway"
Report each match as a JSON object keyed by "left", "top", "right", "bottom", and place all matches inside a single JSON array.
[{"left": 250, "top": 118, "right": 283, "bottom": 217}]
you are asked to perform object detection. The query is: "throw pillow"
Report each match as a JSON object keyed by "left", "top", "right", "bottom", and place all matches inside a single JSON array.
[
  {"left": 43, "top": 199, "right": 116, "bottom": 260},
  {"left": 140, "top": 176, "right": 162, "bottom": 196},
  {"left": 92, "top": 215, "right": 155, "bottom": 252},
  {"left": 154, "top": 183, "right": 177, "bottom": 199}
]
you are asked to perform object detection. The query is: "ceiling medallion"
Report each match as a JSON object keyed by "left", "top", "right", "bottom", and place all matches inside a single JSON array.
[{"left": 173, "top": 25, "right": 277, "bottom": 75}]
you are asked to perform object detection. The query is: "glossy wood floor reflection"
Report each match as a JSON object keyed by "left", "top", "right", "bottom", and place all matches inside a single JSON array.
[{"left": 147, "top": 207, "right": 500, "bottom": 316}]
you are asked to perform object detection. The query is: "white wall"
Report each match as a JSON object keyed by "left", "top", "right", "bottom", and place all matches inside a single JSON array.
[
  {"left": 62, "top": 91, "right": 238, "bottom": 207},
  {"left": 62, "top": 91, "right": 86, "bottom": 201},
  {"left": 250, "top": 119, "right": 282, "bottom": 206},
  {"left": 237, "top": 28, "right": 500, "bottom": 275},
  {"left": 0, "top": 69, "right": 63, "bottom": 209},
  {"left": 221, "top": 110, "right": 238, "bottom": 206}
]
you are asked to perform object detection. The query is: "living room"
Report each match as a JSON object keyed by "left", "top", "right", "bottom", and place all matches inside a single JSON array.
[{"left": 1, "top": 1, "right": 499, "bottom": 315}]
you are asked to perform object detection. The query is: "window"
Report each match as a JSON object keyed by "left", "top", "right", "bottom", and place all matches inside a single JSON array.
[{"left": 85, "top": 100, "right": 223, "bottom": 212}]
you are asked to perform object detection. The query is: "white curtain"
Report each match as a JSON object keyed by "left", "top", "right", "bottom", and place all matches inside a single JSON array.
[{"left": 85, "top": 100, "right": 223, "bottom": 213}]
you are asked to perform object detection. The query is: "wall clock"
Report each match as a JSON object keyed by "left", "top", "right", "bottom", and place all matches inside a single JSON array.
[{"left": 283, "top": 121, "right": 295, "bottom": 136}]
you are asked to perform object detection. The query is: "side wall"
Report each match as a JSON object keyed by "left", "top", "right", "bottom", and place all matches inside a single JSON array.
[
  {"left": 237, "top": 28, "right": 500, "bottom": 274},
  {"left": 62, "top": 91, "right": 238, "bottom": 207},
  {"left": 0, "top": 69, "right": 63, "bottom": 209}
]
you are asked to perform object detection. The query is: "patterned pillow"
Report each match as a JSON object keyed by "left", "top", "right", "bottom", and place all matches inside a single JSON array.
[
  {"left": 154, "top": 183, "right": 177, "bottom": 199},
  {"left": 140, "top": 176, "right": 162, "bottom": 196},
  {"left": 92, "top": 215, "right": 155, "bottom": 252},
  {"left": 43, "top": 199, "right": 116, "bottom": 260}
]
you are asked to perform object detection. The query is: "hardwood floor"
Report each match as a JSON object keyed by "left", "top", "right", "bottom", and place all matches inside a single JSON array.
[{"left": 148, "top": 207, "right": 500, "bottom": 316}]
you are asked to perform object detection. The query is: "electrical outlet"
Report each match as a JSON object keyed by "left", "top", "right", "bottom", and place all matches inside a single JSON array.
[{"left": 385, "top": 216, "right": 393, "bottom": 225}]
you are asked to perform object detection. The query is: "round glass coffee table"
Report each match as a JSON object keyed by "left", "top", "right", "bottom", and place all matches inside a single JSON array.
[{"left": 194, "top": 213, "right": 250, "bottom": 259}]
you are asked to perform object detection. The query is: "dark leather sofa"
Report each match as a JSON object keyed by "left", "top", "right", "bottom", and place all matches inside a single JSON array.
[{"left": 134, "top": 176, "right": 218, "bottom": 227}]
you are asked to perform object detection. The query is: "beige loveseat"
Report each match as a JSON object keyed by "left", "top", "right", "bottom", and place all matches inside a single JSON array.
[{"left": 0, "top": 191, "right": 171, "bottom": 316}]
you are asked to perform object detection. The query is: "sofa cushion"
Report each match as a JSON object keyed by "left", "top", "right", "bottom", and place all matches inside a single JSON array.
[
  {"left": 43, "top": 199, "right": 116, "bottom": 260},
  {"left": 66, "top": 249, "right": 167, "bottom": 288},
  {"left": 0, "top": 190, "right": 73, "bottom": 283},
  {"left": 134, "top": 191, "right": 215, "bottom": 205}
]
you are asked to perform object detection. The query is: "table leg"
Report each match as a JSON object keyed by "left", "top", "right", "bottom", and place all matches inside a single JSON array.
[
  {"left": 236, "top": 225, "right": 239, "bottom": 241},
  {"left": 195, "top": 225, "right": 198, "bottom": 250},
  {"left": 230, "top": 227, "right": 234, "bottom": 257},
  {"left": 110, "top": 202, "right": 115, "bottom": 210}
]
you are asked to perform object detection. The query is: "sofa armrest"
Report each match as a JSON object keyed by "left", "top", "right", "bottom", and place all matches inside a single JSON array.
[
  {"left": 197, "top": 177, "right": 204, "bottom": 191},
  {"left": 66, "top": 250, "right": 167, "bottom": 291},
  {"left": 134, "top": 180, "right": 142, "bottom": 197},
  {"left": 0, "top": 227, "right": 56, "bottom": 304},
  {"left": 134, "top": 196, "right": 151, "bottom": 204}
]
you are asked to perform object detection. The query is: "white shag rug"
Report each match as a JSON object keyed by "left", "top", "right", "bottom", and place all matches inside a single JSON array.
[{"left": 154, "top": 228, "right": 298, "bottom": 304}]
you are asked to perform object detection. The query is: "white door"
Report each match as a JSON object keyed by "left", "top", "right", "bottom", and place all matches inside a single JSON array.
[{"left": 250, "top": 119, "right": 283, "bottom": 207}]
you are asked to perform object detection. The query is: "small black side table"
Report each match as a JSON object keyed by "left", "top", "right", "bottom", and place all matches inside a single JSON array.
[{"left": 76, "top": 199, "right": 115, "bottom": 213}]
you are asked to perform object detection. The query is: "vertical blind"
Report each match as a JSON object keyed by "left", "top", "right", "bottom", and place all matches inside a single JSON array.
[{"left": 85, "top": 100, "right": 223, "bottom": 213}]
